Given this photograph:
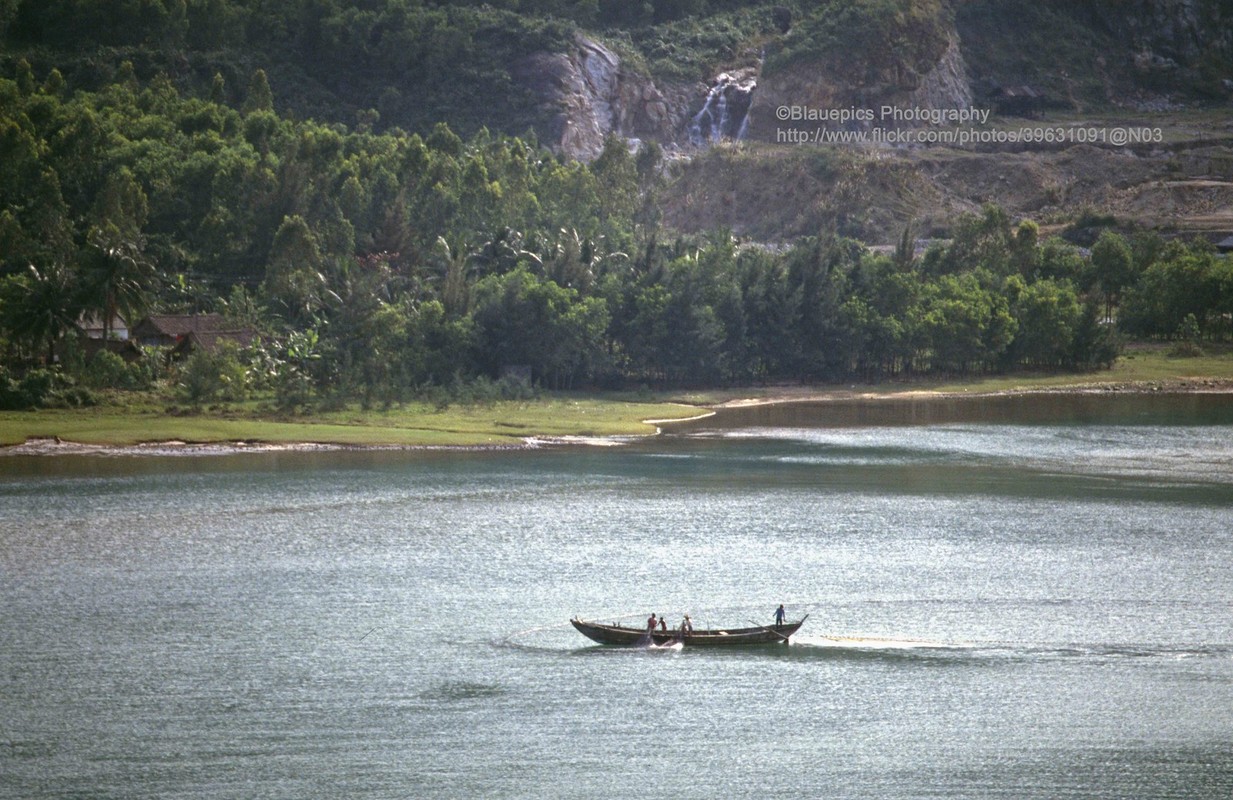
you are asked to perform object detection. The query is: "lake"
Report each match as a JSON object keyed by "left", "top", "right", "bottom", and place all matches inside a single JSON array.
[{"left": 2, "top": 393, "right": 1232, "bottom": 799}]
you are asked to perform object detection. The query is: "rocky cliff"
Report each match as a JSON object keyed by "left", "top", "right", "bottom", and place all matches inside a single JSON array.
[
  {"left": 1118, "top": 0, "right": 1233, "bottom": 95},
  {"left": 747, "top": 28, "right": 973, "bottom": 140},
  {"left": 517, "top": 0, "right": 1232, "bottom": 160},
  {"left": 1120, "top": 0, "right": 1232, "bottom": 66},
  {"left": 514, "top": 35, "right": 693, "bottom": 160},
  {"left": 959, "top": 0, "right": 1233, "bottom": 110}
]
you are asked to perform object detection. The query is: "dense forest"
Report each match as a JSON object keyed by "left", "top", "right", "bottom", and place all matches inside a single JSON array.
[{"left": 1, "top": 0, "right": 1231, "bottom": 410}]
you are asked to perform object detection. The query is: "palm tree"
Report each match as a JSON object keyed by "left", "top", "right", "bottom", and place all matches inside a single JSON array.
[
  {"left": 4, "top": 264, "right": 82, "bottom": 364},
  {"left": 542, "top": 228, "right": 628, "bottom": 292},
  {"left": 430, "top": 236, "right": 475, "bottom": 318},
  {"left": 469, "top": 227, "right": 542, "bottom": 278},
  {"left": 78, "top": 230, "right": 157, "bottom": 340}
]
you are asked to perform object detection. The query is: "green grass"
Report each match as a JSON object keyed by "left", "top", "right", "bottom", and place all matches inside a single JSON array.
[
  {"left": 0, "top": 397, "right": 707, "bottom": 448},
  {"left": 931, "top": 345, "right": 1233, "bottom": 394}
]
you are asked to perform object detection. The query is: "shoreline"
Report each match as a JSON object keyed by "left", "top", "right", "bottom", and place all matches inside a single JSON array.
[
  {"left": 3, "top": 378, "right": 1231, "bottom": 457},
  {"left": 0, "top": 437, "right": 536, "bottom": 457},
  {"left": 707, "top": 377, "right": 1233, "bottom": 409}
]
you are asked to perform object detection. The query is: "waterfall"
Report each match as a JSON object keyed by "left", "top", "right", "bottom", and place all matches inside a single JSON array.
[{"left": 688, "top": 70, "right": 756, "bottom": 146}]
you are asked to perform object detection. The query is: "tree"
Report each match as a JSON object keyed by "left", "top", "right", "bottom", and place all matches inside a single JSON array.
[
  {"left": 1119, "top": 243, "right": 1217, "bottom": 339},
  {"left": 471, "top": 268, "right": 609, "bottom": 388},
  {"left": 78, "top": 230, "right": 157, "bottom": 341},
  {"left": 209, "top": 72, "right": 226, "bottom": 104},
  {"left": 0, "top": 265, "right": 81, "bottom": 364},
  {"left": 469, "top": 227, "right": 541, "bottom": 279},
  {"left": 89, "top": 149, "right": 146, "bottom": 237},
  {"left": 542, "top": 228, "right": 626, "bottom": 294},
  {"left": 736, "top": 248, "right": 800, "bottom": 379},
  {"left": 589, "top": 134, "right": 637, "bottom": 243},
  {"left": 1036, "top": 236, "right": 1086, "bottom": 284},
  {"left": 242, "top": 69, "right": 274, "bottom": 114},
  {"left": 262, "top": 215, "right": 330, "bottom": 321},
  {"left": 1011, "top": 219, "right": 1039, "bottom": 277},
  {"left": 406, "top": 299, "right": 476, "bottom": 386},
  {"left": 920, "top": 273, "right": 1016, "bottom": 373},
  {"left": 1089, "top": 230, "right": 1134, "bottom": 322},
  {"left": 784, "top": 236, "right": 860, "bottom": 378},
  {"left": 1004, "top": 276, "right": 1082, "bottom": 368},
  {"left": 937, "top": 204, "right": 1013, "bottom": 275},
  {"left": 1071, "top": 297, "right": 1120, "bottom": 368}
]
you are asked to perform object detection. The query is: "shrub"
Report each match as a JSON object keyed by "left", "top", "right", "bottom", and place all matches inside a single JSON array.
[
  {"left": 1168, "top": 313, "right": 1204, "bottom": 357},
  {"left": 85, "top": 350, "right": 136, "bottom": 390},
  {"left": 44, "top": 384, "right": 98, "bottom": 408},
  {"left": 177, "top": 343, "right": 248, "bottom": 405},
  {"left": 0, "top": 368, "right": 26, "bottom": 410},
  {"left": 0, "top": 367, "right": 97, "bottom": 409},
  {"left": 18, "top": 369, "right": 57, "bottom": 406}
]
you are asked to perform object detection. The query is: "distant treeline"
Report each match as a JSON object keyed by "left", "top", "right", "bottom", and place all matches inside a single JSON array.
[{"left": 0, "top": 64, "right": 1230, "bottom": 408}]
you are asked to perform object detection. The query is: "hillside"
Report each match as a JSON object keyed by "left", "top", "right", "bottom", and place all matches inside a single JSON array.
[
  {"left": 661, "top": 112, "right": 1233, "bottom": 244},
  {"left": 3, "top": 2, "right": 1231, "bottom": 146},
  {"left": 1, "top": 0, "right": 1232, "bottom": 411},
  {"left": 4, "top": 0, "right": 1231, "bottom": 244}
]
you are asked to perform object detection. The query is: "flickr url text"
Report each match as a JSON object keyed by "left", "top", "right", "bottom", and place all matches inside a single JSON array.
[{"left": 776, "top": 126, "right": 1164, "bottom": 148}]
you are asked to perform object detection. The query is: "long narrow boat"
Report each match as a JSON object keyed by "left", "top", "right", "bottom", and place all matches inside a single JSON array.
[{"left": 571, "top": 615, "right": 808, "bottom": 647}]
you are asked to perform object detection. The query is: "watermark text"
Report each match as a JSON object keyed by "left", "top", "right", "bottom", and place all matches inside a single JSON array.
[{"left": 775, "top": 124, "right": 1163, "bottom": 148}]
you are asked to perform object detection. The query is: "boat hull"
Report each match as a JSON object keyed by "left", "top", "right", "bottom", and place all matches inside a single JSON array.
[{"left": 571, "top": 616, "right": 807, "bottom": 647}]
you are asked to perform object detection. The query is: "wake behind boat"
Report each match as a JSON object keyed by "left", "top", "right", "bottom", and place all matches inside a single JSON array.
[{"left": 571, "top": 615, "right": 808, "bottom": 647}]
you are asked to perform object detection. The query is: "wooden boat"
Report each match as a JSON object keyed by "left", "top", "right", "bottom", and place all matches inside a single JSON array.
[{"left": 571, "top": 615, "right": 808, "bottom": 647}]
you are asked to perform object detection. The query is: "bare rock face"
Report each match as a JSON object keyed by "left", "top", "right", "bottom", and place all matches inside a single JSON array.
[
  {"left": 747, "top": 30, "right": 975, "bottom": 141},
  {"left": 1119, "top": 0, "right": 1233, "bottom": 95},
  {"left": 907, "top": 35, "right": 973, "bottom": 115},
  {"left": 514, "top": 35, "right": 688, "bottom": 161},
  {"left": 1124, "top": 0, "right": 1225, "bottom": 64}
]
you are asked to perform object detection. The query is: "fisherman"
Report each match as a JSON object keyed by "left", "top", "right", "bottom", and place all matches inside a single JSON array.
[
  {"left": 647, "top": 613, "right": 657, "bottom": 632},
  {"left": 659, "top": 615, "right": 668, "bottom": 632},
  {"left": 774, "top": 604, "right": 786, "bottom": 629},
  {"left": 680, "top": 615, "right": 693, "bottom": 636}
]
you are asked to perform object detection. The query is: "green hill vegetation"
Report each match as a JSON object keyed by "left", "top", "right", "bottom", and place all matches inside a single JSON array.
[
  {"left": 4, "top": 1, "right": 1228, "bottom": 139},
  {"left": 0, "top": 0, "right": 1231, "bottom": 440}
]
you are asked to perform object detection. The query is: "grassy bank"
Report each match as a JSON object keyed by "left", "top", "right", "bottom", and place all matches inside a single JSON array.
[
  {"left": 0, "top": 397, "right": 707, "bottom": 448},
  {"left": 1, "top": 346, "right": 1229, "bottom": 450},
  {"left": 931, "top": 345, "right": 1233, "bottom": 395}
]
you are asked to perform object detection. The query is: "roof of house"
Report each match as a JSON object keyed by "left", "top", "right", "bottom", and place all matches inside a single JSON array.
[
  {"left": 131, "top": 314, "right": 228, "bottom": 338},
  {"left": 183, "top": 329, "right": 258, "bottom": 351},
  {"left": 169, "top": 328, "right": 260, "bottom": 357}
]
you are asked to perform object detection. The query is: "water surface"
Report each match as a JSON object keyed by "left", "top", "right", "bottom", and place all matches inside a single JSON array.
[{"left": 2, "top": 393, "right": 1231, "bottom": 798}]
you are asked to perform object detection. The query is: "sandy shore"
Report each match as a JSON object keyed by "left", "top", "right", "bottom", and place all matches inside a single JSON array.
[
  {"left": 709, "top": 377, "right": 1233, "bottom": 408},
  {"left": 3, "top": 378, "right": 1230, "bottom": 456}
]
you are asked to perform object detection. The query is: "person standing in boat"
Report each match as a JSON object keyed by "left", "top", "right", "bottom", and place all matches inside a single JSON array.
[
  {"left": 774, "top": 604, "right": 786, "bottom": 629},
  {"left": 647, "top": 613, "right": 657, "bottom": 632},
  {"left": 659, "top": 616, "right": 668, "bottom": 632},
  {"left": 679, "top": 615, "right": 693, "bottom": 638}
]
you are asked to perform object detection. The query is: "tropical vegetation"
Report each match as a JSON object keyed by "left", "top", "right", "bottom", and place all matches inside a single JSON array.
[{"left": 0, "top": 0, "right": 1231, "bottom": 420}]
